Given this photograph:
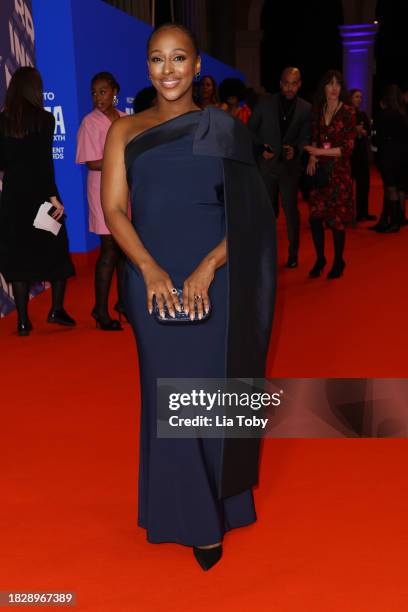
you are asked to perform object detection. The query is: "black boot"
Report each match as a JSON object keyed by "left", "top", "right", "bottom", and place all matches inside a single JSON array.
[
  {"left": 309, "top": 217, "right": 326, "bottom": 277},
  {"left": 377, "top": 201, "right": 400, "bottom": 233},
  {"left": 398, "top": 200, "right": 408, "bottom": 226},
  {"left": 11, "top": 281, "right": 32, "bottom": 336},
  {"left": 369, "top": 197, "right": 389, "bottom": 231},
  {"left": 327, "top": 228, "right": 346, "bottom": 279}
]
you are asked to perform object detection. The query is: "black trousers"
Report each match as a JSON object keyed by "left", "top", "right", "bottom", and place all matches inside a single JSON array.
[
  {"left": 259, "top": 159, "right": 301, "bottom": 258},
  {"left": 352, "top": 156, "right": 370, "bottom": 218}
]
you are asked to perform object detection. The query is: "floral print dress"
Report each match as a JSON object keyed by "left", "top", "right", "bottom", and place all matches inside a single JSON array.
[{"left": 309, "top": 104, "right": 356, "bottom": 229}]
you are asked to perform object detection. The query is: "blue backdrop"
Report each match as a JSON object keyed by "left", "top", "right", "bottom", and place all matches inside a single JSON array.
[{"left": 32, "top": 0, "right": 244, "bottom": 253}]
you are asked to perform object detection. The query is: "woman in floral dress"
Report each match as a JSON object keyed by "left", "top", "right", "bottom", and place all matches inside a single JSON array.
[{"left": 305, "top": 70, "right": 356, "bottom": 279}]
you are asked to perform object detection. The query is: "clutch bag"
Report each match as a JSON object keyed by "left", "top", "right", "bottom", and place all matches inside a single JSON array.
[
  {"left": 302, "top": 160, "right": 334, "bottom": 190},
  {"left": 153, "top": 288, "right": 211, "bottom": 324}
]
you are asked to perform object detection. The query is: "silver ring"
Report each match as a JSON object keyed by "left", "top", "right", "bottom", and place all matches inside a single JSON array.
[
  {"left": 171, "top": 288, "right": 178, "bottom": 294},
  {"left": 194, "top": 295, "right": 202, "bottom": 302}
]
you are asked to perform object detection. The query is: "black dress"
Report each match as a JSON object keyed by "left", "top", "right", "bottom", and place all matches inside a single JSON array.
[
  {"left": 124, "top": 108, "right": 276, "bottom": 545},
  {"left": 0, "top": 110, "right": 74, "bottom": 282},
  {"left": 351, "top": 110, "right": 371, "bottom": 218},
  {"left": 375, "top": 108, "right": 408, "bottom": 191}
]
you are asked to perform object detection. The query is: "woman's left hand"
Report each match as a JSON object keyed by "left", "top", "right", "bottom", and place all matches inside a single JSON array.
[
  {"left": 183, "top": 259, "right": 215, "bottom": 320},
  {"left": 304, "top": 145, "right": 321, "bottom": 157},
  {"left": 49, "top": 196, "right": 65, "bottom": 221}
]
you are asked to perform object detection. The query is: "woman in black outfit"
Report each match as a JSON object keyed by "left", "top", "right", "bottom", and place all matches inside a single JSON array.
[
  {"left": 371, "top": 85, "right": 408, "bottom": 233},
  {"left": 349, "top": 89, "right": 375, "bottom": 221},
  {"left": 0, "top": 67, "right": 75, "bottom": 336}
]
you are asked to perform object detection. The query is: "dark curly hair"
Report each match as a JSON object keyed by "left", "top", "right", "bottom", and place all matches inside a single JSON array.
[
  {"left": 218, "top": 78, "right": 247, "bottom": 104},
  {"left": 91, "top": 71, "right": 120, "bottom": 93},
  {"left": 132, "top": 86, "right": 157, "bottom": 114}
]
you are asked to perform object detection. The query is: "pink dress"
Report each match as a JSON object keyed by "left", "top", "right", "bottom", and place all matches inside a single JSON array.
[{"left": 76, "top": 108, "right": 126, "bottom": 234}]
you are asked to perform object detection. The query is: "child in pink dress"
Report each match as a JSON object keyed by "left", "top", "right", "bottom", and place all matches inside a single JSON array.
[{"left": 76, "top": 72, "right": 127, "bottom": 330}]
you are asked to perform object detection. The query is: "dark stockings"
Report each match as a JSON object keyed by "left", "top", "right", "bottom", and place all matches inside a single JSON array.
[
  {"left": 11, "top": 281, "right": 30, "bottom": 323},
  {"left": 309, "top": 217, "right": 325, "bottom": 262},
  {"left": 51, "top": 280, "right": 66, "bottom": 311},
  {"left": 331, "top": 227, "right": 345, "bottom": 264},
  {"left": 12, "top": 279, "right": 68, "bottom": 323},
  {"left": 310, "top": 217, "right": 345, "bottom": 264},
  {"left": 94, "top": 235, "right": 124, "bottom": 322},
  {"left": 383, "top": 186, "right": 402, "bottom": 230}
]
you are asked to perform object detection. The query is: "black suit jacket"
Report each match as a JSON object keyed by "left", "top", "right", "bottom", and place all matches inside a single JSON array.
[{"left": 248, "top": 93, "right": 312, "bottom": 168}]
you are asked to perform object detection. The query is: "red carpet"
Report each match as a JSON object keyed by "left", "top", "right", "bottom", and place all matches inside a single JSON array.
[{"left": 1, "top": 173, "right": 408, "bottom": 611}]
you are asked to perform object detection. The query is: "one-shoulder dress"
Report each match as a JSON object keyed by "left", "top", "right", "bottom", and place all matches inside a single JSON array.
[{"left": 123, "top": 109, "right": 276, "bottom": 546}]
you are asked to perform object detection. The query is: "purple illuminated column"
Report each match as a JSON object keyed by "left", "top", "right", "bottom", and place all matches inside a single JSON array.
[{"left": 338, "top": 23, "right": 378, "bottom": 117}]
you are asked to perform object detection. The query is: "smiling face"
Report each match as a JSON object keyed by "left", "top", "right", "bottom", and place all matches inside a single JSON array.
[
  {"left": 351, "top": 90, "right": 363, "bottom": 108},
  {"left": 91, "top": 79, "right": 117, "bottom": 114},
  {"left": 147, "top": 27, "right": 201, "bottom": 103},
  {"left": 325, "top": 77, "right": 341, "bottom": 103}
]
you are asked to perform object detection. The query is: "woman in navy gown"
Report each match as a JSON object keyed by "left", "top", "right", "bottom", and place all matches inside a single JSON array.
[{"left": 101, "top": 23, "right": 276, "bottom": 570}]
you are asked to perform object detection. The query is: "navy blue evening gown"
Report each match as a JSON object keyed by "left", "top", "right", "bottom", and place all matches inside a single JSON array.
[{"left": 124, "top": 110, "right": 256, "bottom": 546}]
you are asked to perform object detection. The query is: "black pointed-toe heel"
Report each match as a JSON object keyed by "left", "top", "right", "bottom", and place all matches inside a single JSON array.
[
  {"left": 308, "top": 257, "right": 327, "bottom": 278},
  {"left": 91, "top": 310, "right": 123, "bottom": 331},
  {"left": 327, "top": 260, "right": 346, "bottom": 279},
  {"left": 47, "top": 309, "right": 76, "bottom": 327},
  {"left": 114, "top": 302, "right": 129, "bottom": 323},
  {"left": 17, "top": 320, "right": 32, "bottom": 337},
  {"left": 193, "top": 545, "right": 223, "bottom": 571}
]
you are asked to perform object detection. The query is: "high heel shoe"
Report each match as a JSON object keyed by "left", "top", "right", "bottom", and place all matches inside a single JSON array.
[
  {"left": 308, "top": 257, "right": 327, "bottom": 278},
  {"left": 327, "top": 260, "right": 346, "bottom": 279},
  {"left": 114, "top": 302, "right": 129, "bottom": 323},
  {"left": 17, "top": 319, "right": 33, "bottom": 337},
  {"left": 91, "top": 309, "right": 123, "bottom": 331},
  {"left": 193, "top": 544, "right": 223, "bottom": 571}
]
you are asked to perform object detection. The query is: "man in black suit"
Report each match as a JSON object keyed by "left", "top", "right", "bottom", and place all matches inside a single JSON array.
[{"left": 248, "top": 67, "right": 311, "bottom": 268}]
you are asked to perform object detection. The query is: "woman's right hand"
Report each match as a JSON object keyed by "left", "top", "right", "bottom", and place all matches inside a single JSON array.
[
  {"left": 49, "top": 196, "right": 65, "bottom": 220},
  {"left": 307, "top": 156, "right": 317, "bottom": 176},
  {"left": 141, "top": 262, "right": 181, "bottom": 318}
]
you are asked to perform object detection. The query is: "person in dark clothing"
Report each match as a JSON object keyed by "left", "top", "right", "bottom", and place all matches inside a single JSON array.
[
  {"left": 370, "top": 85, "right": 408, "bottom": 233},
  {"left": 350, "top": 89, "right": 376, "bottom": 221},
  {"left": 101, "top": 22, "right": 276, "bottom": 572},
  {"left": 132, "top": 86, "right": 157, "bottom": 114},
  {"left": 248, "top": 67, "right": 312, "bottom": 268},
  {"left": 218, "top": 78, "right": 252, "bottom": 124},
  {"left": 0, "top": 67, "right": 75, "bottom": 336}
]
